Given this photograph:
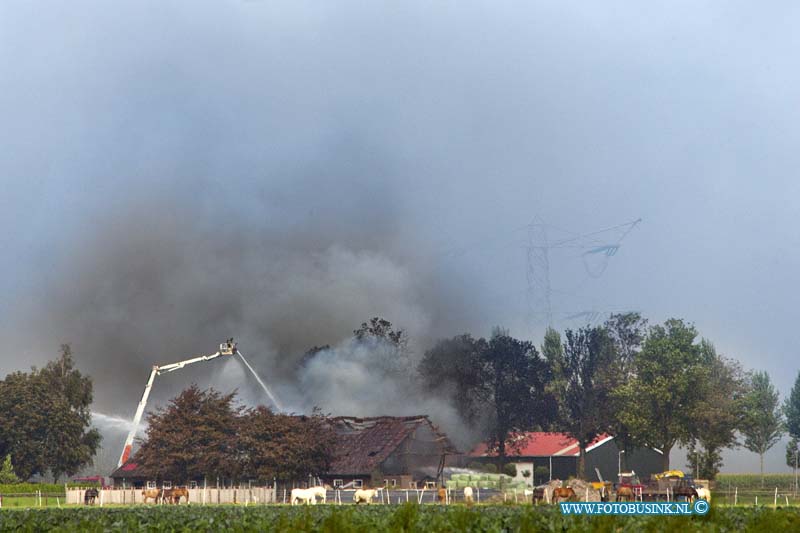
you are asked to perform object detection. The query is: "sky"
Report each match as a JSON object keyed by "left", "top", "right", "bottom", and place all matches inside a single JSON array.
[{"left": 2, "top": 0, "right": 800, "bottom": 473}]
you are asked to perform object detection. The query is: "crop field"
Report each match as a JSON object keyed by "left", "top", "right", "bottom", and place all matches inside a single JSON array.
[
  {"left": 716, "top": 473, "right": 798, "bottom": 491},
  {"left": 2, "top": 504, "right": 800, "bottom": 532}
]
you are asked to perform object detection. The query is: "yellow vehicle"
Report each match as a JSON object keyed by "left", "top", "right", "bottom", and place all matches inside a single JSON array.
[
  {"left": 590, "top": 481, "right": 612, "bottom": 501},
  {"left": 653, "top": 470, "right": 685, "bottom": 480}
]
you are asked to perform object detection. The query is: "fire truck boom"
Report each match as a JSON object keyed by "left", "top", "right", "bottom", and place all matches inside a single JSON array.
[{"left": 116, "top": 339, "right": 237, "bottom": 468}]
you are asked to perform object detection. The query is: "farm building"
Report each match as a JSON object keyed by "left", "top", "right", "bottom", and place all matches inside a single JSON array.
[
  {"left": 110, "top": 461, "right": 151, "bottom": 489},
  {"left": 111, "top": 414, "right": 459, "bottom": 489},
  {"left": 321, "top": 415, "right": 460, "bottom": 489},
  {"left": 468, "top": 432, "right": 663, "bottom": 484}
]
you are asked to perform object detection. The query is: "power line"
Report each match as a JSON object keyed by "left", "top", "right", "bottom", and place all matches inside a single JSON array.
[{"left": 525, "top": 216, "right": 641, "bottom": 329}]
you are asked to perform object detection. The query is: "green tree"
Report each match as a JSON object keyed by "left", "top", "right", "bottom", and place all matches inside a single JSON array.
[
  {"left": 239, "top": 406, "right": 335, "bottom": 481},
  {"left": 613, "top": 319, "right": 709, "bottom": 471},
  {"left": 0, "top": 345, "right": 100, "bottom": 481},
  {"left": 0, "top": 371, "right": 45, "bottom": 479},
  {"left": 354, "top": 317, "right": 412, "bottom": 380},
  {"left": 39, "top": 345, "right": 101, "bottom": 481},
  {"left": 479, "top": 328, "right": 556, "bottom": 465},
  {"left": 686, "top": 443, "right": 723, "bottom": 480},
  {"left": 604, "top": 312, "right": 648, "bottom": 376},
  {"left": 0, "top": 454, "right": 19, "bottom": 484},
  {"left": 540, "top": 327, "right": 565, "bottom": 370},
  {"left": 135, "top": 385, "right": 242, "bottom": 483},
  {"left": 786, "top": 438, "right": 800, "bottom": 493},
  {"left": 685, "top": 343, "right": 747, "bottom": 480},
  {"left": 417, "top": 334, "right": 487, "bottom": 425},
  {"left": 354, "top": 317, "right": 408, "bottom": 348},
  {"left": 604, "top": 313, "right": 647, "bottom": 471},
  {"left": 741, "top": 371, "right": 784, "bottom": 487},
  {"left": 785, "top": 371, "right": 800, "bottom": 440},
  {"left": 552, "top": 326, "right": 617, "bottom": 479}
]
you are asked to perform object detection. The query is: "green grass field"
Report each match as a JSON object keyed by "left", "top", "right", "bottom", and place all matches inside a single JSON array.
[
  {"left": 2, "top": 504, "right": 800, "bottom": 532},
  {"left": 0, "top": 494, "right": 65, "bottom": 509}
]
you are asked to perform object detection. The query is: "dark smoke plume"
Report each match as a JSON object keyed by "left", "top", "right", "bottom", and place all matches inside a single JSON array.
[{"left": 8, "top": 169, "right": 486, "bottom": 469}]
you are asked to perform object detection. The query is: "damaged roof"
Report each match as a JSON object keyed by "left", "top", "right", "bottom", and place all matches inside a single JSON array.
[
  {"left": 110, "top": 461, "right": 147, "bottom": 479},
  {"left": 328, "top": 415, "right": 458, "bottom": 476}
]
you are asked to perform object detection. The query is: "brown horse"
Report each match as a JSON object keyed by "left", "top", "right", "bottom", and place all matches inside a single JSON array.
[
  {"left": 552, "top": 487, "right": 577, "bottom": 503},
  {"left": 162, "top": 487, "right": 189, "bottom": 504},
  {"left": 616, "top": 487, "right": 634, "bottom": 502},
  {"left": 142, "top": 488, "right": 163, "bottom": 504}
]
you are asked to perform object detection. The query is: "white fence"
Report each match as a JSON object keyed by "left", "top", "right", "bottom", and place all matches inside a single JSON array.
[
  {"left": 66, "top": 487, "right": 275, "bottom": 505},
  {"left": 65, "top": 487, "right": 511, "bottom": 506}
]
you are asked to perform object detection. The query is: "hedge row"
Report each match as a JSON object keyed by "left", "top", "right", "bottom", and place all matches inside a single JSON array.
[{"left": 0, "top": 481, "right": 98, "bottom": 494}]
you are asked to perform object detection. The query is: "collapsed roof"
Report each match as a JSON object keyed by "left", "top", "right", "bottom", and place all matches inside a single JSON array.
[{"left": 327, "top": 415, "right": 459, "bottom": 476}]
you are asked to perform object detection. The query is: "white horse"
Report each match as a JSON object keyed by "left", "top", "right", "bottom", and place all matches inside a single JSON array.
[
  {"left": 309, "top": 486, "right": 327, "bottom": 504},
  {"left": 354, "top": 488, "right": 382, "bottom": 504},
  {"left": 695, "top": 487, "right": 711, "bottom": 503},
  {"left": 291, "top": 488, "right": 317, "bottom": 505},
  {"left": 463, "top": 486, "right": 474, "bottom": 504}
]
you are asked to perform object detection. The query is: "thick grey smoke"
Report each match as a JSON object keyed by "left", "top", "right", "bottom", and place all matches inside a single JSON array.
[
  {"left": 6, "top": 1, "right": 800, "bottom": 474},
  {"left": 295, "top": 337, "right": 475, "bottom": 446},
  {"left": 10, "top": 179, "right": 484, "bottom": 464}
]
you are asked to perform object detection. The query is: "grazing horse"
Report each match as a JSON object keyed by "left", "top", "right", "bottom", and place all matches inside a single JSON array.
[
  {"left": 353, "top": 488, "right": 381, "bottom": 504},
  {"left": 552, "top": 487, "right": 577, "bottom": 503},
  {"left": 142, "top": 488, "right": 163, "bottom": 504},
  {"left": 694, "top": 487, "right": 711, "bottom": 503},
  {"left": 291, "top": 488, "right": 316, "bottom": 505},
  {"left": 463, "top": 486, "right": 474, "bottom": 505},
  {"left": 84, "top": 488, "right": 99, "bottom": 505},
  {"left": 308, "top": 486, "right": 327, "bottom": 504},
  {"left": 437, "top": 487, "right": 447, "bottom": 503},
  {"left": 530, "top": 487, "right": 546, "bottom": 504},
  {"left": 163, "top": 487, "right": 189, "bottom": 504},
  {"left": 616, "top": 487, "right": 635, "bottom": 502}
]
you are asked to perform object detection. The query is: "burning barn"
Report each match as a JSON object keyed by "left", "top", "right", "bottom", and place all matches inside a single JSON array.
[{"left": 321, "top": 415, "right": 459, "bottom": 489}]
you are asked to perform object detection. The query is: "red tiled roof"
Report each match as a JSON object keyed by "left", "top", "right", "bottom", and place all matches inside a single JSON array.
[
  {"left": 328, "top": 415, "right": 457, "bottom": 476},
  {"left": 110, "top": 461, "right": 146, "bottom": 478},
  {"left": 469, "top": 432, "right": 614, "bottom": 457}
]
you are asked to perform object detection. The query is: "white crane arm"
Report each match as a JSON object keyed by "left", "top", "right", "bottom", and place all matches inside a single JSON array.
[
  {"left": 117, "top": 366, "right": 158, "bottom": 468},
  {"left": 157, "top": 351, "right": 223, "bottom": 374},
  {"left": 116, "top": 341, "right": 236, "bottom": 467}
]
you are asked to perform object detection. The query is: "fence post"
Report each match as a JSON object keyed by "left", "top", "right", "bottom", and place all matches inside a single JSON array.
[
  {"left": 774, "top": 488, "right": 778, "bottom": 509},
  {"left": 735, "top": 487, "right": 738, "bottom": 505}
]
